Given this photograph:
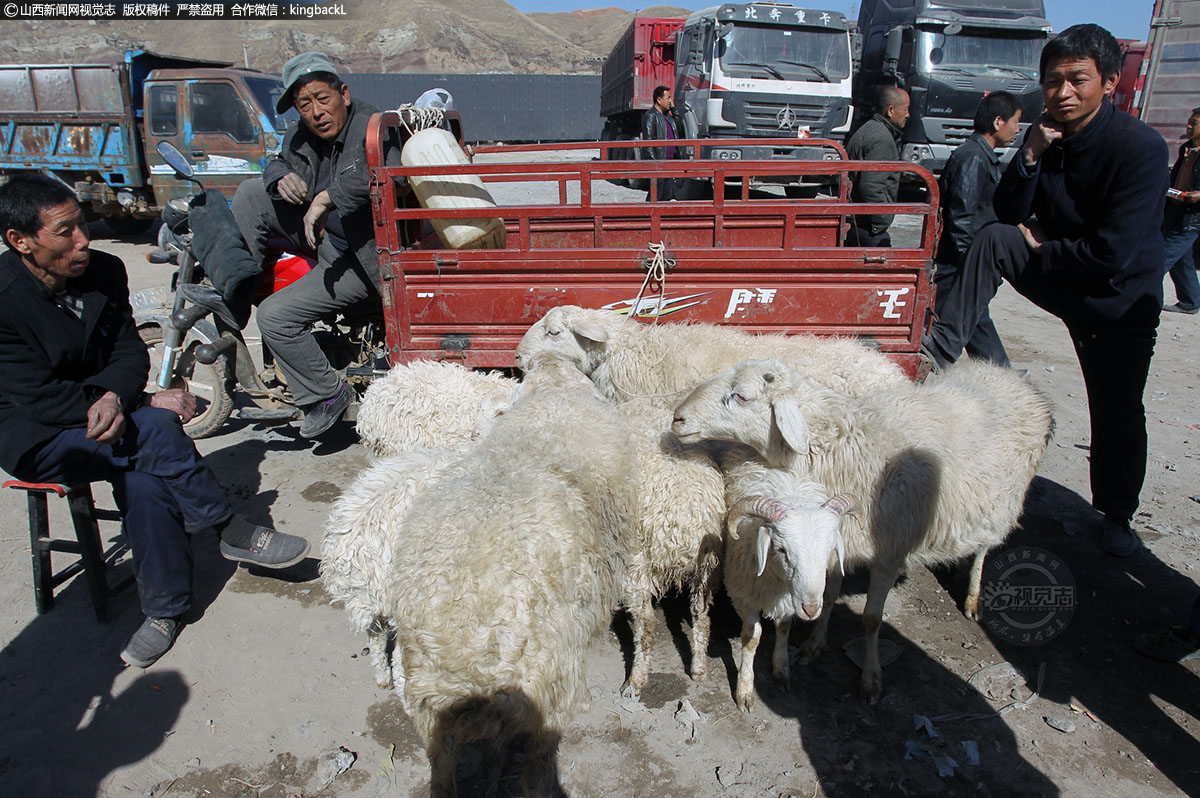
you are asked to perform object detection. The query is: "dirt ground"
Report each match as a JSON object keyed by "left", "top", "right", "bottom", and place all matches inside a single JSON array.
[{"left": 1, "top": 204, "right": 1199, "bottom": 797}]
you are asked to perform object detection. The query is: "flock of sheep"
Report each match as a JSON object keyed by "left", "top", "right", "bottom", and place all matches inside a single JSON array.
[{"left": 319, "top": 305, "right": 1054, "bottom": 795}]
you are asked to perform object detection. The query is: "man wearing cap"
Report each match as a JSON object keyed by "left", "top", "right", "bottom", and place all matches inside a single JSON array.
[{"left": 226, "top": 52, "right": 397, "bottom": 439}]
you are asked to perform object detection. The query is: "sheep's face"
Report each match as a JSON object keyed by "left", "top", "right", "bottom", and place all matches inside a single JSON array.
[
  {"left": 728, "top": 495, "right": 858, "bottom": 620},
  {"left": 673, "top": 359, "right": 809, "bottom": 467},
  {"left": 514, "top": 306, "right": 610, "bottom": 375},
  {"left": 470, "top": 388, "right": 516, "bottom": 440}
]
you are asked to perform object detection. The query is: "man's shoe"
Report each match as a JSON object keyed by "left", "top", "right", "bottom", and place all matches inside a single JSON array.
[
  {"left": 219, "top": 527, "right": 310, "bottom": 569},
  {"left": 121, "top": 616, "right": 180, "bottom": 668},
  {"left": 177, "top": 283, "right": 251, "bottom": 329},
  {"left": 299, "top": 382, "right": 352, "bottom": 439},
  {"left": 1134, "top": 627, "right": 1200, "bottom": 662},
  {"left": 1100, "top": 515, "right": 1142, "bottom": 557},
  {"left": 1163, "top": 303, "right": 1200, "bottom": 315}
]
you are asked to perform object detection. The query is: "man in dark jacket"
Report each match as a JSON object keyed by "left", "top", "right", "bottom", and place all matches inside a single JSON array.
[
  {"left": 641, "top": 85, "right": 680, "bottom": 201},
  {"left": 223, "top": 52, "right": 399, "bottom": 439},
  {"left": 0, "top": 175, "right": 309, "bottom": 668},
  {"left": 845, "top": 86, "right": 910, "bottom": 246},
  {"left": 1161, "top": 107, "right": 1200, "bottom": 314},
  {"left": 924, "top": 25, "right": 1169, "bottom": 557},
  {"left": 933, "top": 91, "right": 1023, "bottom": 365}
]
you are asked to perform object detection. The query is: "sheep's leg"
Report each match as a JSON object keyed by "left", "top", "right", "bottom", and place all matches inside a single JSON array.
[
  {"left": 368, "top": 617, "right": 393, "bottom": 689},
  {"left": 734, "top": 611, "right": 763, "bottom": 712},
  {"left": 688, "top": 562, "right": 720, "bottom": 682},
  {"left": 798, "top": 566, "right": 844, "bottom": 664},
  {"left": 621, "top": 583, "right": 654, "bottom": 697},
  {"left": 427, "top": 740, "right": 457, "bottom": 798},
  {"left": 772, "top": 617, "right": 792, "bottom": 688},
  {"left": 859, "top": 563, "right": 900, "bottom": 705},
  {"left": 964, "top": 548, "right": 987, "bottom": 621},
  {"left": 521, "top": 729, "right": 562, "bottom": 798}
]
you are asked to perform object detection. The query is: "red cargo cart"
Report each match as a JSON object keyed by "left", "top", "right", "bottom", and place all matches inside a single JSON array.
[{"left": 366, "top": 111, "right": 939, "bottom": 378}]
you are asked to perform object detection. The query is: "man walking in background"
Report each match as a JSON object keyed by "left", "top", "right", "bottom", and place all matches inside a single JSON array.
[{"left": 933, "top": 91, "right": 1023, "bottom": 365}]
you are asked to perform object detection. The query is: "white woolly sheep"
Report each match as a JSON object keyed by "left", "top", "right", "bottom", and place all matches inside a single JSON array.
[
  {"left": 512, "top": 304, "right": 906, "bottom": 410},
  {"left": 618, "top": 398, "right": 726, "bottom": 695},
  {"left": 383, "top": 350, "right": 641, "bottom": 794},
  {"left": 321, "top": 447, "right": 460, "bottom": 690},
  {"left": 715, "top": 462, "right": 858, "bottom": 711},
  {"left": 673, "top": 358, "right": 1053, "bottom": 704},
  {"left": 355, "top": 359, "right": 518, "bottom": 459}
]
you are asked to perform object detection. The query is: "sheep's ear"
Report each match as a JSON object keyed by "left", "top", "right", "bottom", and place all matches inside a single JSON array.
[
  {"left": 772, "top": 396, "right": 809, "bottom": 454},
  {"left": 572, "top": 318, "right": 609, "bottom": 344},
  {"left": 755, "top": 525, "right": 772, "bottom": 578},
  {"left": 510, "top": 379, "right": 536, "bottom": 406}
]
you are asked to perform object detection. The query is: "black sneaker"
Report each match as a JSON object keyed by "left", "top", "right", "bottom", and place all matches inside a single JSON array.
[
  {"left": 121, "top": 616, "right": 180, "bottom": 668},
  {"left": 299, "top": 382, "right": 352, "bottom": 439},
  {"left": 219, "top": 528, "right": 310, "bottom": 569},
  {"left": 1100, "top": 515, "right": 1142, "bottom": 557}
]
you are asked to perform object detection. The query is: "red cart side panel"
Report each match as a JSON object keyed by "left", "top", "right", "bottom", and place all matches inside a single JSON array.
[{"left": 367, "top": 113, "right": 937, "bottom": 379}]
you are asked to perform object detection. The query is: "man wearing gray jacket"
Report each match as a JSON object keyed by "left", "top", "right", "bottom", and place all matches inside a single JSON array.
[
  {"left": 844, "top": 86, "right": 910, "bottom": 247},
  {"left": 227, "top": 52, "right": 399, "bottom": 439}
]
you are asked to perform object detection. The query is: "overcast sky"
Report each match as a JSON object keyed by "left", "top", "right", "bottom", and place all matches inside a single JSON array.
[{"left": 507, "top": 1, "right": 1153, "bottom": 42}]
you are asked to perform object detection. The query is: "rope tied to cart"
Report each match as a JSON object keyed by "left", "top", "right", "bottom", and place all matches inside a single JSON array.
[
  {"left": 630, "top": 241, "right": 676, "bottom": 327},
  {"left": 394, "top": 104, "right": 445, "bottom": 136}
]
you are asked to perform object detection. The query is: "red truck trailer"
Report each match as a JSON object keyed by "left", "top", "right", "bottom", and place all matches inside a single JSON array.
[{"left": 365, "top": 112, "right": 938, "bottom": 378}]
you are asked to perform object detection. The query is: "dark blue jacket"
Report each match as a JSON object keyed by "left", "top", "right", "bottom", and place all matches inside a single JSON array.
[
  {"left": 0, "top": 249, "right": 148, "bottom": 476},
  {"left": 994, "top": 100, "right": 1169, "bottom": 321}
]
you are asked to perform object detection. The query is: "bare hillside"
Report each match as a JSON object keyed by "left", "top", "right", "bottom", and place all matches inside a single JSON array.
[{"left": 0, "top": 1, "right": 688, "bottom": 73}]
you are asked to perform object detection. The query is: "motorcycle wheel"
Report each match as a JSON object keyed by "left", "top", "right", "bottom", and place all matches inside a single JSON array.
[{"left": 139, "top": 324, "right": 234, "bottom": 439}]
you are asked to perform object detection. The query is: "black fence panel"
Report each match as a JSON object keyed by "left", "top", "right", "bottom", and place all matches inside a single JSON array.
[{"left": 341, "top": 73, "right": 602, "bottom": 143}]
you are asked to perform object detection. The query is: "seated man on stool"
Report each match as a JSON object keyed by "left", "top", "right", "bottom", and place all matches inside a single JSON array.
[{"left": 0, "top": 174, "right": 310, "bottom": 668}]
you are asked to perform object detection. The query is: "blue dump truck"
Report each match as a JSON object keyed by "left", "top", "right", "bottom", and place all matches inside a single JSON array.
[{"left": 0, "top": 50, "right": 291, "bottom": 234}]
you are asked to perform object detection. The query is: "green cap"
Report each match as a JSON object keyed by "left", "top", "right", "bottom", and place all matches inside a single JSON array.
[{"left": 277, "top": 51, "right": 340, "bottom": 113}]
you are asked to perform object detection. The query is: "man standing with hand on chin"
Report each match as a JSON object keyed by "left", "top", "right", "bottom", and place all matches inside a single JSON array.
[{"left": 923, "top": 24, "right": 1169, "bottom": 557}]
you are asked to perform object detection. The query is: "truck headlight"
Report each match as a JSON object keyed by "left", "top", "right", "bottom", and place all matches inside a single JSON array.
[
  {"left": 711, "top": 149, "right": 743, "bottom": 160},
  {"left": 902, "top": 144, "right": 934, "bottom": 163}
]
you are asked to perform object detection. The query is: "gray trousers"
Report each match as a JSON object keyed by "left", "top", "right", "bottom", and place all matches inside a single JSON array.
[{"left": 232, "top": 179, "right": 377, "bottom": 406}]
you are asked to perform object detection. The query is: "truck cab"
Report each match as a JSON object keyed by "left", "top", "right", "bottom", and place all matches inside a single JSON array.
[
  {"left": 675, "top": 2, "right": 856, "bottom": 163},
  {"left": 855, "top": 0, "right": 1049, "bottom": 172}
]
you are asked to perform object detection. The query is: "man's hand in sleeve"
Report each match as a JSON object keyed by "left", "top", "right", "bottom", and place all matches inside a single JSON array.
[
  {"left": 1022, "top": 115, "right": 1064, "bottom": 167},
  {"left": 148, "top": 389, "right": 198, "bottom": 424},
  {"left": 304, "top": 190, "right": 334, "bottom": 250},
  {"left": 86, "top": 392, "right": 126, "bottom": 444},
  {"left": 1018, "top": 220, "right": 1046, "bottom": 254},
  {"left": 276, "top": 172, "right": 309, "bottom": 205}
]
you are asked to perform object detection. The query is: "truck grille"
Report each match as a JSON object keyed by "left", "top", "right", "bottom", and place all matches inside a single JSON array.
[{"left": 741, "top": 100, "right": 831, "bottom": 136}]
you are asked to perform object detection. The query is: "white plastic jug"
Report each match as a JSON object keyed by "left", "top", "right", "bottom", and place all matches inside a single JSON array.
[{"left": 401, "top": 127, "right": 506, "bottom": 250}]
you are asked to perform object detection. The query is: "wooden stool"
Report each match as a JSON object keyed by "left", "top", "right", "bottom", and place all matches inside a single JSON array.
[{"left": 3, "top": 480, "right": 133, "bottom": 621}]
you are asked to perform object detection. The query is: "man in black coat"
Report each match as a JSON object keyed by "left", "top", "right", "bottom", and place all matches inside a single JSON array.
[
  {"left": 0, "top": 175, "right": 309, "bottom": 668},
  {"left": 1161, "top": 107, "right": 1200, "bottom": 314},
  {"left": 924, "top": 25, "right": 1169, "bottom": 557},
  {"left": 933, "top": 91, "right": 1023, "bottom": 365},
  {"left": 845, "top": 86, "right": 910, "bottom": 246},
  {"left": 641, "top": 85, "right": 680, "bottom": 201}
]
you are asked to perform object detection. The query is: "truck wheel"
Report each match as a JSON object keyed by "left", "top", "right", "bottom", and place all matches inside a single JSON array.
[
  {"left": 104, "top": 216, "right": 155, "bottom": 237},
  {"left": 139, "top": 324, "right": 234, "bottom": 439}
]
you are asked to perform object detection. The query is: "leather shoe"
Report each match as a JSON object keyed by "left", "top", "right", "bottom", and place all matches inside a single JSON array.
[
  {"left": 178, "top": 283, "right": 251, "bottom": 329},
  {"left": 121, "top": 616, "right": 181, "bottom": 668},
  {"left": 1163, "top": 303, "right": 1200, "bottom": 315},
  {"left": 1100, "top": 515, "right": 1142, "bottom": 557}
]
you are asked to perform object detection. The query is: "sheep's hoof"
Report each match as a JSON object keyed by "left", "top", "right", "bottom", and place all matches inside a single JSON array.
[
  {"left": 690, "top": 666, "right": 707, "bottom": 682},
  {"left": 964, "top": 601, "right": 980, "bottom": 622},
  {"left": 735, "top": 692, "right": 755, "bottom": 713},
  {"left": 859, "top": 675, "right": 883, "bottom": 705},
  {"left": 375, "top": 675, "right": 394, "bottom": 690},
  {"left": 771, "top": 668, "right": 790, "bottom": 689},
  {"left": 797, "top": 642, "right": 825, "bottom": 665},
  {"left": 620, "top": 678, "right": 641, "bottom": 699}
]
